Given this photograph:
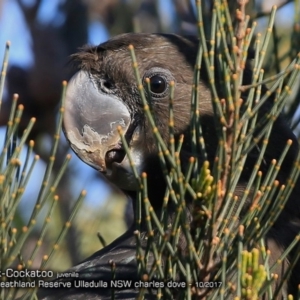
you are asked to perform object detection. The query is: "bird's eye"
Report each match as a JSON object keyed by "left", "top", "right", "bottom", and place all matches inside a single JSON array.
[
  {"left": 143, "top": 67, "right": 174, "bottom": 99},
  {"left": 149, "top": 75, "right": 167, "bottom": 94}
]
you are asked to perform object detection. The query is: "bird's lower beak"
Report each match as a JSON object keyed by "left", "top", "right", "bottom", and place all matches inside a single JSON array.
[{"left": 63, "top": 71, "right": 131, "bottom": 172}]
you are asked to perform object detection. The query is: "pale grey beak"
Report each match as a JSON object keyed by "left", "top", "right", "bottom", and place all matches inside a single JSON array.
[
  {"left": 63, "top": 70, "right": 143, "bottom": 191},
  {"left": 63, "top": 70, "right": 131, "bottom": 172}
]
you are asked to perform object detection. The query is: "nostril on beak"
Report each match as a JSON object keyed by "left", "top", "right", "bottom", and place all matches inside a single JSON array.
[{"left": 101, "top": 78, "right": 115, "bottom": 92}]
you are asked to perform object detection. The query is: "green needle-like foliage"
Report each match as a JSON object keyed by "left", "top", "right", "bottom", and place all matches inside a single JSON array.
[
  {"left": 126, "top": 1, "right": 300, "bottom": 300},
  {"left": 0, "top": 43, "right": 85, "bottom": 300},
  {"left": 1, "top": 1, "right": 300, "bottom": 300}
]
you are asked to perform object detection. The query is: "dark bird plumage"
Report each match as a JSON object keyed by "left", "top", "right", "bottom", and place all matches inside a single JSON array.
[{"left": 38, "top": 33, "right": 300, "bottom": 299}]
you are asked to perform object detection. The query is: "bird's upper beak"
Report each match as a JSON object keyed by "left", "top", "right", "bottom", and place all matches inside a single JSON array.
[
  {"left": 63, "top": 70, "right": 132, "bottom": 172},
  {"left": 63, "top": 71, "right": 143, "bottom": 190}
]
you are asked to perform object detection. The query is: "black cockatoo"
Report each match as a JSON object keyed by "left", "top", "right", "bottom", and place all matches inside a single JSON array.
[{"left": 38, "top": 33, "right": 300, "bottom": 299}]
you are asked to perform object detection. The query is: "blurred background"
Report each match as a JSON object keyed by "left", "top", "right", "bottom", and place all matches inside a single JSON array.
[{"left": 0, "top": 0, "right": 299, "bottom": 271}]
